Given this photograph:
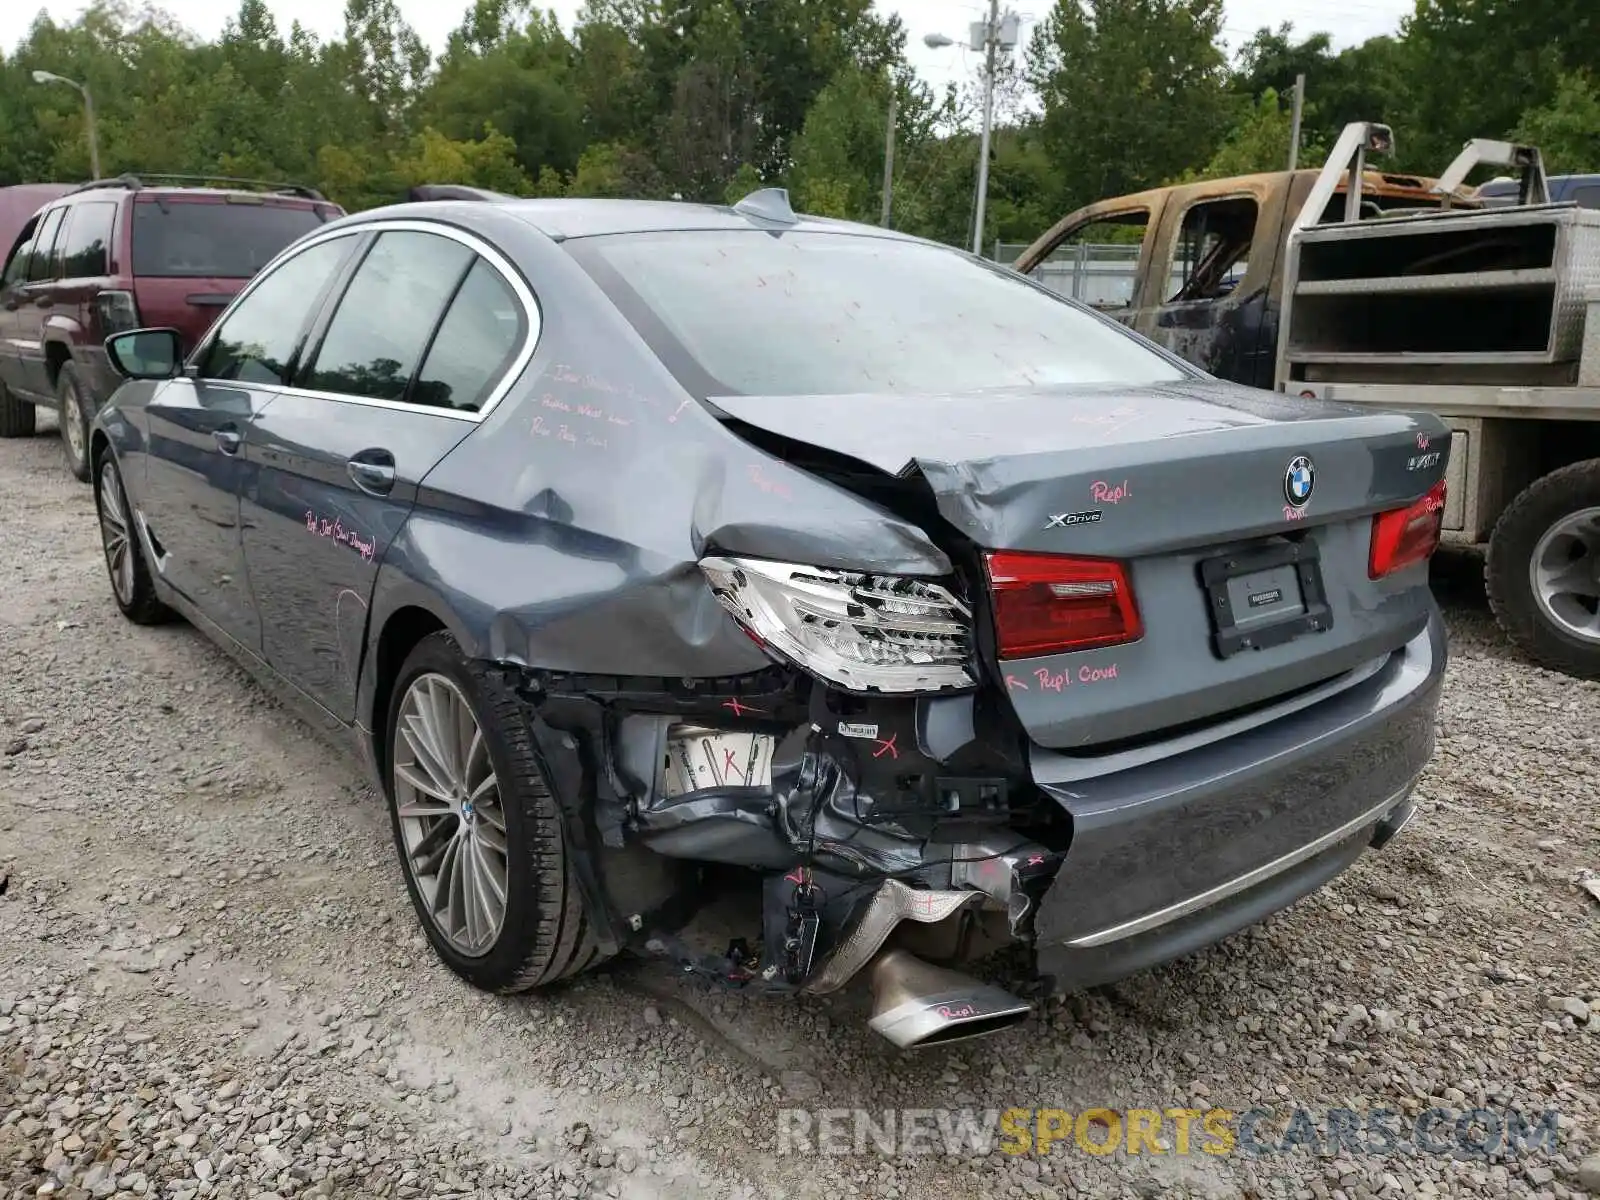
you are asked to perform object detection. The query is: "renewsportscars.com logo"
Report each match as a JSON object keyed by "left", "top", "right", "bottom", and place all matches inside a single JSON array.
[{"left": 775, "top": 1106, "right": 1564, "bottom": 1159}]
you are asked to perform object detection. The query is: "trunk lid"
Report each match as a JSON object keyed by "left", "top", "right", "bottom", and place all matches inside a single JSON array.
[
  {"left": 128, "top": 194, "right": 334, "bottom": 353},
  {"left": 712, "top": 380, "right": 1450, "bottom": 749},
  {"left": 131, "top": 276, "right": 248, "bottom": 352}
]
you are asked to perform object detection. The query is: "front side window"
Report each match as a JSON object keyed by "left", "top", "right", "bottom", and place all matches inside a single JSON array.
[
  {"left": 566, "top": 230, "right": 1188, "bottom": 399},
  {"left": 411, "top": 258, "right": 526, "bottom": 412},
  {"left": 301, "top": 231, "right": 475, "bottom": 403},
  {"left": 198, "top": 235, "right": 357, "bottom": 385},
  {"left": 58, "top": 202, "right": 116, "bottom": 277},
  {"left": 26, "top": 209, "right": 66, "bottom": 283}
]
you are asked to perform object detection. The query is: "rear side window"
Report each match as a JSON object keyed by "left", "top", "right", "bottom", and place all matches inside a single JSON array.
[
  {"left": 301, "top": 231, "right": 475, "bottom": 403},
  {"left": 57, "top": 202, "right": 116, "bottom": 277},
  {"left": 566, "top": 230, "right": 1188, "bottom": 399},
  {"left": 131, "top": 199, "right": 324, "bottom": 279},
  {"left": 26, "top": 209, "right": 65, "bottom": 283},
  {"left": 2, "top": 221, "right": 37, "bottom": 289},
  {"left": 412, "top": 259, "right": 526, "bottom": 412},
  {"left": 198, "top": 235, "right": 357, "bottom": 385}
]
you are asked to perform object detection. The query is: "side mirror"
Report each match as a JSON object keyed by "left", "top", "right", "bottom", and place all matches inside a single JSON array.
[{"left": 105, "top": 328, "right": 183, "bottom": 381}]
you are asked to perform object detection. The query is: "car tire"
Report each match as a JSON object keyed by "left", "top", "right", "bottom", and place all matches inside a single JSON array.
[
  {"left": 94, "top": 452, "right": 174, "bottom": 625},
  {"left": 57, "top": 362, "right": 92, "bottom": 482},
  {"left": 1486, "top": 458, "right": 1600, "bottom": 679},
  {"left": 385, "top": 630, "right": 607, "bottom": 993},
  {"left": 0, "top": 378, "right": 35, "bottom": 438}
]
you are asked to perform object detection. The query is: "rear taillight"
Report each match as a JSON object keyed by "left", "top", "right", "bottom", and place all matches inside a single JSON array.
[
  {"left": 96, "top": 290, "right": 141, "bottom": 336},
  {"left": 984, "top": 551, "right": 1143, "bottom": 659},
  {"left": 698, "top": 556, "right": 976, "bottom": 693},
  {"left": 1369, "top": 480, "right": 1447, "bottom": 579}
]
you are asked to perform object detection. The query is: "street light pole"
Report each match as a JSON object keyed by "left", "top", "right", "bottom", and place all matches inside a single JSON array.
[
  {"left": 32, "top": 71, "right": 101, "bottom": 179},
  {"left": 881, "top": 86, "right": 897, "bottom": 228},
  {"left": 972, "top": 0, "right": 999, "bottom": 257}
]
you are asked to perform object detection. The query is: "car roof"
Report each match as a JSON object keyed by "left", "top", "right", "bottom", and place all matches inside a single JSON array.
[{"left": 334, "top": 194, "right": 940, "bottom": 249}]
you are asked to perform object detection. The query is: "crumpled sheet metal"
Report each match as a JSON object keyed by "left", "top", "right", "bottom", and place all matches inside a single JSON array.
[{"left": 803, "top": 879, "right": 982, "bottom": 995}]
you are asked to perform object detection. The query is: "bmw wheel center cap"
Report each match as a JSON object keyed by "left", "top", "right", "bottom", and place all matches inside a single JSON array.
[{"left": 1284, "top": 455, "right": 1316, "bottom": 508}]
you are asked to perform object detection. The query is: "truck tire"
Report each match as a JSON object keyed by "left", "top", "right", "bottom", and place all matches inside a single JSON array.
[
  {"left": 1486, "top": 459, "right": 1600, "bottom": 679},
  {"left": 0, "top": 378, "right": 35, "bottom": 438},
  {"left": 57, "top": 362, "right": 92, "bottom": 482}
]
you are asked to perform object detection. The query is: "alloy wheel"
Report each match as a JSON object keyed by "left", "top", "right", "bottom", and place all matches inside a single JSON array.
[
  {"left": 392, "top": 672, "right": 509, "bottom": 956},
  {"left": 1529, "top": 506, "right": 1600, "bottom": 644},
  {"left": 98, "top": 461, "right": 135, "bottom": 606},
  {"left": 63, "top": 382, "right": 85, "bottom": 466}
]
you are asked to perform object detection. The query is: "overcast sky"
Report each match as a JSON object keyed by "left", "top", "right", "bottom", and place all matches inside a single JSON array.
[{"left": 2, "top": 0, "right": 1414, "bottom": 92}]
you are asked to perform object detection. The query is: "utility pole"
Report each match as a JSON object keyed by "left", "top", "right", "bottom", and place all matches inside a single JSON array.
[
  {"left": 1287, "top": 73, "right": 1306, "bottom": 171},
  {"left": 972, "top": 0, "right": 999, "bottom": 257},
  {"left": 881, "top": 87, "right": 897, "bottom": 228}
]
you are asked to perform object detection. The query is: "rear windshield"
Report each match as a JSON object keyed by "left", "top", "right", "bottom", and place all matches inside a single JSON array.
[
  {"left": 564, "top": 229, "right": 1189, "bottom": 398},
  {"left": 131, "top": 199, "right": 324, "bottom": 279}
]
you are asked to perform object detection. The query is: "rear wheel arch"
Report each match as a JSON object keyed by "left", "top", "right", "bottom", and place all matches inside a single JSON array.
[
  {"left": 89, "top": 428, "right": 112, "bottom": 476},
  {"left": 44, "top": 340, "right": 72, "bottom": 386},
  {"left": 366, "top": 605, "right": 451, "bottom": 783}
]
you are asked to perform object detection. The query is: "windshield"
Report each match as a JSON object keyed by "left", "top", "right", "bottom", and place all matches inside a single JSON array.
[
  {"left": 565, "top": 229, "right": 1189, "bottom": 398},
  {"left": 132, "top": 199, "right": 324, "bottom": 279}
]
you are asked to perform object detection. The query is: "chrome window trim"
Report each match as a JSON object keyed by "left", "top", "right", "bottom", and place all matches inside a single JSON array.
[{"left": 190, "top": 217, "right": 540, "bottom": 424}]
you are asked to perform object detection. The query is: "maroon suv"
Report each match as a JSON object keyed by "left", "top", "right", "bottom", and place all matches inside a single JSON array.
[{"left": 0, "top": 174, "right": 344, "bottom": 480}]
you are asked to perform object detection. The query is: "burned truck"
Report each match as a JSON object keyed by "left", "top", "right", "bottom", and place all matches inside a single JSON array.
[{"left": 1019, "top": 123, "right": 1600, "bottom": 680}]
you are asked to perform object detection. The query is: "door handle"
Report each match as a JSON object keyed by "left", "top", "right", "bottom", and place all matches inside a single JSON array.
[
  {"left": 347, "top": 455, "right": 396, "bottom": 496},
  {"left": 214, "top": 427, "right": 242, "bottom": 456}
]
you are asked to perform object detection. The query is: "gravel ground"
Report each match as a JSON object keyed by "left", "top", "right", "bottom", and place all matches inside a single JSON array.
[{"left": 2, "top": 424, "right": 1600, "bottom": 1200}]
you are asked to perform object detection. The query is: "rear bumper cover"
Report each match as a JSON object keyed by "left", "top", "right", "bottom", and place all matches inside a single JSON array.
[{"left": 1032, "top": 605, "right": 1445, "bottom": 992}]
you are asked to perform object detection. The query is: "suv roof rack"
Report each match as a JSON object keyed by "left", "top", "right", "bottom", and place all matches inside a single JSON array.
[{"left": 68, "top": 172, "right": 327, "bottom": 201}]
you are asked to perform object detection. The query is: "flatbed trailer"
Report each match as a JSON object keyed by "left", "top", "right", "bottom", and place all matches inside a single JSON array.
[{"left": 1276, "top": 125, "right": 1600, "bottom": 678}]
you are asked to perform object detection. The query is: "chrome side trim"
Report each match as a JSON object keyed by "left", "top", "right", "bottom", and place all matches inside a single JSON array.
[
  {"left": 186, "top": 217, "right": 542, "bottom": 424},
  {"left": 1065, "top": 784, "right": 1414, "bottom": 949}
]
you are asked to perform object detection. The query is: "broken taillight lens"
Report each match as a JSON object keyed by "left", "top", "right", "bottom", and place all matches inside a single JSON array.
[
  {"left": 698, "top": 556, "right": 976, "bottom": 693},
  {"left": 984, "top": 551, "right": 1143, "bottom": 659},
  {"left": 1369, "top": 480, "right": 1447, "bottom": 579}
]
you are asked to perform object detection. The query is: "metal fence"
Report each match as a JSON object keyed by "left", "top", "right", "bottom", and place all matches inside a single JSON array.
[{"left": 992, "top": 241, "right": 1187, "bottom": 308}]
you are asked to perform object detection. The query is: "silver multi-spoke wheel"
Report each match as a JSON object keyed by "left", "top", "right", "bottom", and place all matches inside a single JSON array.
[
  {"left": 393, "top": 672, "right": 509, "bottom": 956},
  {"left": 1530, "top": 505, "right": 1600, "bottom": 644},
  {"left": 62, "top": 382, "right": 85, "bottom": 466},
  {"left": 98, "top": 461, "right": 135, "bottom": 606}
]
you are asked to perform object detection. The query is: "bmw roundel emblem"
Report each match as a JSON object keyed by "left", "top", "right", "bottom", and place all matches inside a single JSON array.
[{"left": 1284, "top": 455, "right": 1316, "bottom": 507}]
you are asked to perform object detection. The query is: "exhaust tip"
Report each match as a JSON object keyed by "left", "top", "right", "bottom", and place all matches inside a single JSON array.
[{"left": 866, "top": 948, "right": 1031, "bottom": 1050}]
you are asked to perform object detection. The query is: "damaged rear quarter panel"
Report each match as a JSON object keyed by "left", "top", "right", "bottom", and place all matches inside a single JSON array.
[{"left": 357, "top": 211, "right": 950, "bottom": 730}]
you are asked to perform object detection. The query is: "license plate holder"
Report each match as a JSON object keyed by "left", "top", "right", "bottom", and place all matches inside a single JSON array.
[{"left": 1199, "top": 538, "right": 1333, "bottom": 660}]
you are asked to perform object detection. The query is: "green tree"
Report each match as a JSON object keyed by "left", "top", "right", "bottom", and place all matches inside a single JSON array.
[
  {"left": 421, "top": 6, "right": 586, "bottom": 180},
  {"left": 1168, "top": 87, "right": 1327, "bottom": 182},
  {"left": 1514, "top": 71, "right": 1600, "bottom": 173},
  {"left": 1231, "top": 24, "right": 1411, "bottom": 168},
  {"left": 391, "top": 124, "right": 534, "bottom": 193},
  {"left": 1027, "top": 0, "right": 1233, "bottom": 213}
]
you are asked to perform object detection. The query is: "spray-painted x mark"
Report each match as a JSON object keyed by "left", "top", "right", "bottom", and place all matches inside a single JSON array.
[{"left": 872, "top": 732, "right": 899, "bottom": 760}]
